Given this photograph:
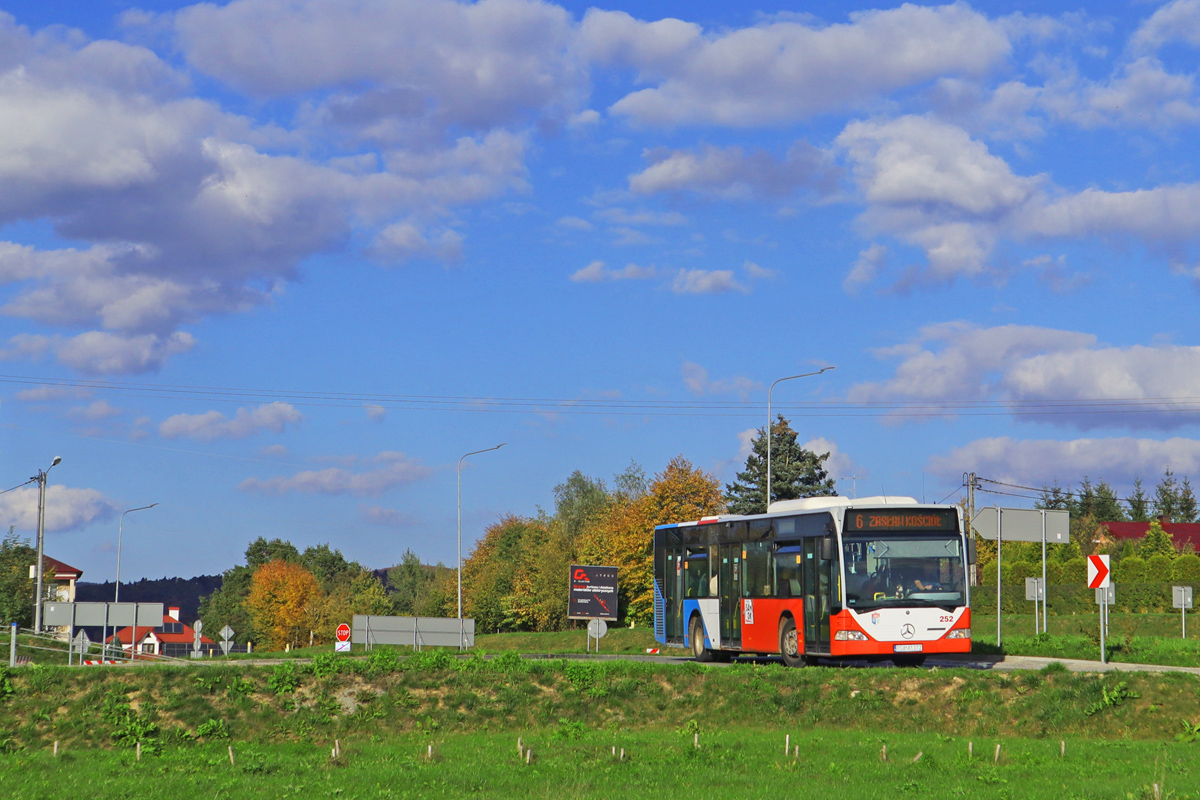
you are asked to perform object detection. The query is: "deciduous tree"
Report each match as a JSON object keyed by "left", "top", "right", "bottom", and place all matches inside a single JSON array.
[{"left": 245, "top": 559, "right": 322, "bottom": 651}]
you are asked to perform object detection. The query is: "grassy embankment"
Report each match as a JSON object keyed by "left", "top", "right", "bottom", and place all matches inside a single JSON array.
[{"left": 5, "top": 651, "right": 1200, "bottom": 797}]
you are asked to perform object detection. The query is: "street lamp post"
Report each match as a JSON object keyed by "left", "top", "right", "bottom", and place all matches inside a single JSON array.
[
  {"left": 31, "top": 456, "right": 62, "bottom": 633},
  {"left": 112, "top": 504, "right": 158, "bottom": 659},
  {"left": 457, "top": 444, "right": 506, "bottom": 650},
  {"left": 765, "top": 367, "right": 834, "bottom": 512}
]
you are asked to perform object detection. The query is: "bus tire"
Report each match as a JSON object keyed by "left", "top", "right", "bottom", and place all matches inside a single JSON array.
[
  {"left": 778, "top": 617, "right": 805, "bottom": 668},
  {"left": 690, "top": 615, "right": 714, "bottom": 662},
  {"left": 892, "top": 655, "right": 926, "bottom": 668}
]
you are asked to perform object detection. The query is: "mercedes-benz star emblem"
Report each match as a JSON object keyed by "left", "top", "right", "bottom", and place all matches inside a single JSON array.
[{"left": 900, "top": 623, "right": 915, "bottom": 639}]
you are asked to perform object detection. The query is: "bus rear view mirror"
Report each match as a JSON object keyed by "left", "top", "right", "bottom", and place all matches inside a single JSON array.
[
  {"left": 966, "top": 537, "right": 977, "bottom": 565},
  {"left": 820, "top": 537, "right": 834, "bottom": 561}
]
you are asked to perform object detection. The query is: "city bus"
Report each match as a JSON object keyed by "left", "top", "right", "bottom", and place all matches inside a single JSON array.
[{"left": 652, "top": 496, "right": 973, "bottom": 666}]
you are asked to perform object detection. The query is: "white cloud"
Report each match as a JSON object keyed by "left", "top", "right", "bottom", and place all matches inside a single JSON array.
[
  {"left": 159, "top": 402, "right": 303, "bottom": 441},
  {"left": 239, "top": 451, "right": 432, "bottom": 496},
  {"left": 0, "top": 485, "right": 116, "bottom": 533},
  {"left": 570, "top": 260, "right": 656, "bottom": 283},
  {"left": 804, "top": 437, "right": 858, "bottom": 481},
  {"left": 850, "top": 323, "right": 1200, "bottom": 431},
  {"left": 671, "top": 269, "right": 746, "bottom": 294},
  {"left": 629, "top": 141, "right": 838, "bottom": 199},
  {"left": 1131, "top": 0, "right": 1200, "bottom": 53},
  {"left": 682, "top": 361, "right": 760, "bottom": 398},
  {"left": 365, "top": 404, "right": 387, "bottom": 422},
  {"left": 174, "top": 0, "right": 583, "bottom": 134},
  {"left": 844, "top": 243, "right": 888, "bottom": 294},
  {"left": 742, "top": 261, "right": 777, "bottom": 281},
  {"left": 835, "top": 115, "right": 1200, "bottom": 289},
  {"left": 67, "top": 400, "right": 122, "bottom": 421},
  {"left": 595, "top": 207, "right": 688, "bottom": 226},
  {"left": 556, "top": 216, "right": 594, "bottom": 231},
  {"left": 0, "top": 13, "right": 537, "bottom": 375},
  {"left": 360, "top": 505, "right": 420, "bottom": 527},
  {"left": 581, "top": 4, "right": 1011, "bottom": 126},
  {"left": 928, "top": 436, "right": 1200, "bottom": 486}
]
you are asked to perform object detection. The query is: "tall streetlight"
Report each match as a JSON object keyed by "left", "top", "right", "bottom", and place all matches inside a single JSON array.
[
  {"left": 766, "top": 367, "right": 834, "bottom": 512},
  {"left": 457, "top": 443, "right": 506, "bottom": 649},
  {"left": 31, "top": 456, "right": 62, "bottom": 633},
  {"left": 113, "top": 504, "right": 158, "bottom": 659}
]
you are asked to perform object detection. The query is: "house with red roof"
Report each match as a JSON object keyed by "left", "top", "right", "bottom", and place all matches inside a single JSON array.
[
  {"left": 31, "top": 555, "right": 83, "bottom": 602},
  {"left": 107, "top": 606, "right": 216, "bottom": 657},
  {"left": 1099, "top": 517, "right": 1200, "bottom": 552}
]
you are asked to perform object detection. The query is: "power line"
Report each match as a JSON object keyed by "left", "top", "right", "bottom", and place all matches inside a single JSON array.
[
  {"left": 8, "top": 373, "right": 1200, "bottom": 419},
  {"left": 0, "top": 478, "right": 35, "bottom": 496}
]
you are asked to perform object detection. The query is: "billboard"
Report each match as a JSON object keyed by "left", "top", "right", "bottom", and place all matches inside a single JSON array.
[{"left": 568, "top": 565, "right": 618, "bottom": 621}]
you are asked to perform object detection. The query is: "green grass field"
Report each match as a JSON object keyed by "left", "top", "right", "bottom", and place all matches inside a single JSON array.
[
  {"left": 6, "top": 653, "right": 1200, "bottom": 798},
  {"left": 4, "top": 727, "right": 1198, "bottom": 799}
]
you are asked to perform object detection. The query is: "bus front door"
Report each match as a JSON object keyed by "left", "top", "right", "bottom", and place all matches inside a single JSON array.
[
  {"left": 719, "top": 543, "right": 741, "bottom": 649},
  {"left": 802, "top": 537, "right": 832, "bottom": 654}
]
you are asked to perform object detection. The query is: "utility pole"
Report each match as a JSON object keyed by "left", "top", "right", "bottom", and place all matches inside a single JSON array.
[
  {"left": 966, "top": 472, "right": 978, "bottom": 587},
  {"left": 32, "top": 456, "right": 62, "bottom": 633}
]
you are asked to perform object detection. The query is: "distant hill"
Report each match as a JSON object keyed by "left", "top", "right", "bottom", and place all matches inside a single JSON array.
[{"left": 76, "top": 575, "right": 222, "bottom": 624}]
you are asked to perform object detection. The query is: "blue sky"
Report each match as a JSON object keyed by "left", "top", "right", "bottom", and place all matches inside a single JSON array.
[{"left": 2, "top": 0, "right": 1200, "bottom": 582}]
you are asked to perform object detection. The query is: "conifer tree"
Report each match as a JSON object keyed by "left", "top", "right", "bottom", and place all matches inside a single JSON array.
[
  {"left": 724, "top": 415, "right": 836, "bottom": 515},
  {"left": 1154, "top": 469, "right": 1182, "bottom": 522},
  {"left": 1179, "top": 477, "right": 1198, "bottom": 523},
  {"left": 1126, "top": 478, "right": 1151, "bottom": 522}
]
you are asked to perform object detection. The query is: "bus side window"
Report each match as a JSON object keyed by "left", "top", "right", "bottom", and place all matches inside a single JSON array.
[{"left": 743, "top": 542, "right": 770, "bottom": 597}]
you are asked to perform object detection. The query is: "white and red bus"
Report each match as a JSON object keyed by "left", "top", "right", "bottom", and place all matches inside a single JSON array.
[{"left": 652, "top": 496, "right": 973, "bottom": 666}]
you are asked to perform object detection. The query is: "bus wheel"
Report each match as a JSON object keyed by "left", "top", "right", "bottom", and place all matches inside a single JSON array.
[
  {"left": 892, "top": 655, "right": 926, "bottom": 668},
  {"left": 690, "top": 616, "right": 714, "bottom": 662},
  {"left": 778, "top": 617, "right": 805, "bottom": 668}
]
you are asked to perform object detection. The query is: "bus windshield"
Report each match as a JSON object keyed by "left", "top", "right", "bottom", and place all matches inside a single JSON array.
[{"left": 842, "top": 532, "right": 965, "bottom": 611}]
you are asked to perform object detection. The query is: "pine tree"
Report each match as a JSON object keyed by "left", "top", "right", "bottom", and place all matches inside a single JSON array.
[
  {"left": 1093, "top": 482, "right": 1127, "bottom": 522},
  {"left": 1178, "top": 477, "right": 1198, "bottom": 523},
  {"left": 1036, "top": 483, "right": 1071, "bottom": 511},
  {"left": 1127, "top": 478, "right": 1150, "bottom": 522},
  {"left": 724, "top": 415, "right": 836, "bottom": 515},
  {"left": 1154, "top": 469, "right": 1181, "bottom": 522}
]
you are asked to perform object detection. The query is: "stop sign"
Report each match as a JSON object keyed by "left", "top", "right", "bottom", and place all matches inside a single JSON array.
[{"left": 335, "top": 623, "right": 351, "bottom": 642}]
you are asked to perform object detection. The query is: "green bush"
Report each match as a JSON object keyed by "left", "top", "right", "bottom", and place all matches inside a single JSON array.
[
  {"left": 1117, "top": 556, "right": 1147, "bottom": 583},
  {"left": 310, "top": 651, "right": 344, "bottom": 678},
  {"left": 267, "top": 661, "right": 299, "bottom": 695},
  {"left": 196, "top": 718, "right": 230, "bottom": 740},
  {"left": 1147, "top": 554, "right": 1175, "bottom": 583},
  {"left": 1175, "top": 554, "right": 1200, "bottom": 582},
  {"left": 403, "top": 649, "right": 456, "bottom": 671}
]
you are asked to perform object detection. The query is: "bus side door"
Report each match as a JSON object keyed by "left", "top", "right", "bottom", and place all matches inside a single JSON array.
[
  {"left": 719, "top": 543, "right": 741, "bottom": 649},
  {"left": 802, "top": 536, "right": 833, "bottom": 654}
]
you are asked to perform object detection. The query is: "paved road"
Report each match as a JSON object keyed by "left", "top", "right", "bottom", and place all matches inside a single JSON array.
[{"left": 60, "top": 650, "right": 1200, "bottom": 675}]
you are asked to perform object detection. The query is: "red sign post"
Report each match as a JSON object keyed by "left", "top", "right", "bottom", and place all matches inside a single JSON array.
[{"left": 335, "top": 622, "right": 351, "bottom": 652}]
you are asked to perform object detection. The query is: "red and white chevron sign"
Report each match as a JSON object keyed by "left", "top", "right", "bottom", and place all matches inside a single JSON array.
[{"left": 1087, "top": 554, "right": 1111, "bottom": 589}]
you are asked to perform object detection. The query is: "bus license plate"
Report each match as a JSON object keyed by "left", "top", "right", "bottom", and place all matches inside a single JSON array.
[{"left": 893, "top": 644, "right": 923, "bottom": 653}]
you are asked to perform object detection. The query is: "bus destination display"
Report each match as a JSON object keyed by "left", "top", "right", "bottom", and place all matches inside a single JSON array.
[{"left": 844, "top": 509, "right": 957, "bottom": 532}]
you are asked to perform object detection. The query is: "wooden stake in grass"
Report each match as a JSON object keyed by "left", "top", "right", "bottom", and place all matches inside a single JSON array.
[
  {"left": 525, "top": 749, "right": 532, "bottom": 765},
  {"left": 794, "top": 745, "right": 799, "bottom": 759},
  {"left": 994, "top": 743, "right": 1001, "bottom": 763},
  {"left": 785, "top": 733, "right": 790, "bottom": 755},
  {"left": 518, "top": 737, "right": 523, "bottom": 757},
  {"left": 968, "top": 741, "right": 973, "bottom": 759},
  {"left": 1060, "top": 740, "right": 1065, "bottom": 758},
  {"left": 136, "top": 742, "right": 141, "bottom": 762},
  {"left": 53, "top": 741, "right": 58, "bottom": 757},
  {"left": 880, "top": 744, "right": 887, "bottom": 762},
  {"left": 611, "top": 746, "right": 616, "bottom": 756},
  {"left": 427, "top": 744, "right": 433, "bottom": 761},
  {"left": 228, "top": 745, "right": 235, "bottom": 766},
  {"left": 911, "top": 752, "right": 923, "bottom": 764},
  {"left": 1154, "top": 783, "right": 1162, "bottom": 800},
  {"left": 620, "top": 748, "right": 626, "bottom": 762},
  {"left": 335, "top": 739, "right": 341, "bottom": 758},
  {"left": 694, "top": 732, "right": 699, "bottom": 749}
]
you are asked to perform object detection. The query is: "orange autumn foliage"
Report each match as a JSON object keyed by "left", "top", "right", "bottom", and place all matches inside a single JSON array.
[{"left": 245, "top": 559, "right": 322, "bottom": 651}]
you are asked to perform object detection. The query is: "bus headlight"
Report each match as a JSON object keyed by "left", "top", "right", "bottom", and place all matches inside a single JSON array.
[
  {"left": 945, "top": 629, "right": 970, "bottom": 639},
  {"left": 834, "top": 630, "right": 868, "bottom": 641}
]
